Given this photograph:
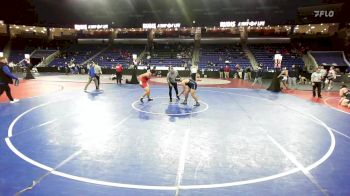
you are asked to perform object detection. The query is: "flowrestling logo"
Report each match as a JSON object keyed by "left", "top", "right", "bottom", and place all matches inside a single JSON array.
[{"left": 314, "top": 10, "right": 334, "bottom": 17}]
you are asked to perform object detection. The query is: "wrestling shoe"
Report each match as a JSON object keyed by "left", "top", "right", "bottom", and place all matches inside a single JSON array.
[
  {"left": 193, "top": 102, "right": 200, "bottom": 107},
  {"left": 10, "top": 99, "right": 20, "bottom": 103}
]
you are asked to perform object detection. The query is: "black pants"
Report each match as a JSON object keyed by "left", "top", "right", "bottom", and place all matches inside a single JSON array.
[
  {"left": 191, "top": 73, "right": 196, "bottom": 81},
  {"left": 321, "top": 77, "right": 326, "bottom": 89},
  {"left": 169, "top": 82, "right": 179, "bottom": 98},
  {"left": 313, "top": 82, "right": 322, "bottom": 97},
  {"left": 0, "top": 84, "right": 14, "bottom": 101},
  {"left": 95, "top": 75, "right": 100, "bottom": 89},
  {"left": 116, "top": 72, "right": 122, "bottom": 84},
  {"left": 267, "top": 69, "right": 281, "bottom": 92}
]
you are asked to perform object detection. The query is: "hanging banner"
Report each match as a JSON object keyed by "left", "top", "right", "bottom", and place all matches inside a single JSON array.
[
  {"left": 220, "top": 20, "right": 265, "bottom": 28},
  {"left": 142, "top": 23, "right": 181, "bottom": 29},
  {"left": 74, "top": 24, "right": 87, "bottom": 30}
]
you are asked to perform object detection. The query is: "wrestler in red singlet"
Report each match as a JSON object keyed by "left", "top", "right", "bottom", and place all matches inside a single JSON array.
[
  {"left": 138, "top": 71, "right": 154, "bottom": 103},
  {"left": 139, "top": 74, "right": 150, "bottom": 88}
]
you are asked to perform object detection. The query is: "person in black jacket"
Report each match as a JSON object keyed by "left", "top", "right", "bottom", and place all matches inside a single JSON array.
[
  {"left": 288, "top": 65, "right": 299, "bottom": 89},
  {"left": 245, "top": 66, "right": 252, "bottom": 81},
  {"left": 251, "top": 65, "right": 263, "bottom": 88},
  {"left": 0, "top": 57, "right": 20, "bottom": 103},
  {"left": 267, "top": 53, "right": 282, "bottom": 92},
  {"left": 219, "top": 66, "right": 224, "bottom": 79}
]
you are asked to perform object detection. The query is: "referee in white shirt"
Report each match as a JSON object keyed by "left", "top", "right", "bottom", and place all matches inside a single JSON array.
[
  {"left": 190, "top": 64, "right": 198, "bottom": 81},
  {"left": 94, "top": 62, "right": 102, "bottom": 90},
  {"left": 311, "top": 67, "right": 322, "bottom": 98}
]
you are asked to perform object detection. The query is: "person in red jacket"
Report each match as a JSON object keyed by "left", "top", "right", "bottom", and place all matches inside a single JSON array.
[
  {"left": 115, "top": 64, "right": 123, "bottom": 85},
  {"left": 224, "top": 65, "right": 231, "bottom": 79}
]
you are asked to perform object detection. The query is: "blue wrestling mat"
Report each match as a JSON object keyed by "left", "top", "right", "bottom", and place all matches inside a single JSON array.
[{"left": 0, "top": 85, "right": 350, "bottom": 195}]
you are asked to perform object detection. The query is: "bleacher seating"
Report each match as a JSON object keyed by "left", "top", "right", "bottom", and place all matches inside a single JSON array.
[
  {"left": 199, "top": 44, "right": 250, "bottom": 69},
  {"left": 91, "top": 44, "right": 145, "bottom": 68},
  {"left": 47, "top": 43, "right": 308, "bottom": 70},
  {"left": 249, "top": 44, "right": 304, "bottom": 69},
  {"left": 31, "top": 49, "right": 57, "bottom": 58},
  {"left": 8, "top": 50, "right": 33, "bottom": 64},
  {"left": 49, "top": 56, "right": 68, "bottom": 68},
  {"left": 310, "top": 51, "right": 347, "bottom": 67},
  {"left": 49, "top": 44, "right": 105, "bottom": 67},
  {"left": 144, "top": 44, "right": 193, "bottom": 67}
]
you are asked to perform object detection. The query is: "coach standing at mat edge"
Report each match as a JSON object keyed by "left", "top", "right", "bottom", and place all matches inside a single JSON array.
[
  {"left": 0, "top": 57, "right": 19, "bottom": 103},
  {"left": 115, "top": 63, "right": 123, "bottom": 85}
]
